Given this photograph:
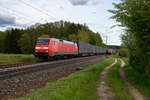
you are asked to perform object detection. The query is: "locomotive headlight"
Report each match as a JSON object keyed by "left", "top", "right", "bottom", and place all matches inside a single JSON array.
[
  {"left": 35, "top": 47, "right": 40, "bottom": 49},
  {"left": 43, "top": 47, "right": 48, "bottom": 49}
]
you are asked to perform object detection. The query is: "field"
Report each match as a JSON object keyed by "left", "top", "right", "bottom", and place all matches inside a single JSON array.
[{"left": 0, "top": 53, "right": 37, "bottom": 65}]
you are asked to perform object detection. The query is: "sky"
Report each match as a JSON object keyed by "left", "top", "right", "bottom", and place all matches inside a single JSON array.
[{"left": 0, "top": 0, "right": 123, "bottom": 45}]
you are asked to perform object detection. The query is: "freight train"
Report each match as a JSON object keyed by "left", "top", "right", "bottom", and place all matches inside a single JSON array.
[{"left": 34, "top": 38, "right": 108, "bottom": 60}]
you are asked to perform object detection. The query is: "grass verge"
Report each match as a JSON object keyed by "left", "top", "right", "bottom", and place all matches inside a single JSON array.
[
  {"left": 124, "top": 59, "right": 150, "bottom": 99},
  {"left": 0, "top": 53, "right": 37, "bottom": 65},
  {"left": 15, "top": 57, "right": 114, "bottom": 100},
  {"left": 107, "top": 59, "right": 134, "bottom": 100}
]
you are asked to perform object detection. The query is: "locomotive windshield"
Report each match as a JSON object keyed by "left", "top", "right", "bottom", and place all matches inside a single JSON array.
[{"left": 37, "top": 39, "right": 50, "bottom": 45}]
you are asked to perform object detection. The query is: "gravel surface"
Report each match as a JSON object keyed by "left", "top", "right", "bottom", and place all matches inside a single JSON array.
[{"left": 0, "top": 55, "right": 107, "bottom": 100}]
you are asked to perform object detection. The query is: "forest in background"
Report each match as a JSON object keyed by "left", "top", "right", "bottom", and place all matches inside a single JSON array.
[{"left": 0, "top": 21, "right": 106, "bottom": 54}]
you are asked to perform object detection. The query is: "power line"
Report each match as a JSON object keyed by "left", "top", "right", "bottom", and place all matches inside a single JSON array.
[
  {"left": 18, "top": 0, "right": 59, "bottom": 21},
  {"left": 25, "top": 0, "right": 66, "bottom": 21},
  {"left": 0, "top": 6, "right": 38, "bottom": 25}
]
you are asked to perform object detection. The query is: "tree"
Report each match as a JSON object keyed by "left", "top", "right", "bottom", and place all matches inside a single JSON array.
[
  {"left": 18, "top": 33, "right": 36, "bottom": 54},
  {"left": 109, "top": 0, "right": 150, "bottom": 74},
  {"left": 89, "top": 33, "right": 98, "bottom": 45},
  {"left": 77, "top": 30, "right": 89, "bottom": 43},
  {"left": 88, "top": 32, "right": 103, "bottom": 46},
  {"left": 0, "top": 32, "right": 7, "bottom": 53},
  {"left": 68, "top": 34, "right": 78, "bottom": 41},
  {"left": 4, "top": 29, "right": 22, "bottom": 53}
]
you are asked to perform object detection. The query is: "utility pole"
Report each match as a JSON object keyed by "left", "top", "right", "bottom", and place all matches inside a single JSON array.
[{"left": 106, "top": 36, "right": 108, "bottom": 45}]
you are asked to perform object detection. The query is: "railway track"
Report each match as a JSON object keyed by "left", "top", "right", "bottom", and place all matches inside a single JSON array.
[
  {"left": 0, "top": 56, "right": 100, "bottom": 70},
  {"left": 0, "top": 58, "right": 71, "bottom": 70},
  {"left": 0, "top": 55, "right": 107, "bottom": 100},
  {"left": 0, "top": 56, "right": 101, "bottom": 80}
]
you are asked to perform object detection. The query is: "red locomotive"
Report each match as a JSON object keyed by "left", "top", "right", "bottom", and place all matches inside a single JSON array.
[
  {"left": 34, "top": 38, "right": 78, "bottom": 59},
  {"left": 106, "top": 49, "right": 113, "bottom": 54}
]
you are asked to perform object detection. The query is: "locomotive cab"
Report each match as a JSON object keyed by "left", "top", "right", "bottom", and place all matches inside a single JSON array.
[
  {"left": 34, "top": 38, "right": 51, "bottom": 59},
  {"left": 107, "top": 49, "right": 113, "bottom": 54}
]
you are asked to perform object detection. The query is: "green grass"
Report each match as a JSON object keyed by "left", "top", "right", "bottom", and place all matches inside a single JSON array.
[
  {"left": 0, "top": 53, "right": 37, "bottom": 65},
  {"left": 124, "top": 59, "right": 150, "bottom": 99},
  {"left": 107, "top": 59, "right": 134, "bottom": 100},
  {"left": 15, "top": 57, "right": 114, "bottom": 100}
]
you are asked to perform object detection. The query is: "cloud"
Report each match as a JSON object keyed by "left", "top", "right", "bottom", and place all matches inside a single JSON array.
[
  {"left": 92, "top": 12, "right": 97, "bottom": 14},
  {"left": 0, "top": 14, "right": 26, "bottom": 27},
  {"left": 68, "top": 0, "right": 101, "bottom": 6},
  {"left": 69, "top": 0, "right": 89, "bottom": 5},
  {"left": 91, "top": 0, "right": 101, "bottom": 5},
  {"left": 0, "top": 14, "right": 17, "bottom": 27}
]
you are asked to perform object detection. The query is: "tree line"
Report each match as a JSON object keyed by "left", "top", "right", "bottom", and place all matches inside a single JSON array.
[
  {"left": 0, "top": 21, "right": 106, "bottom": 54},
  {"left": 110, "top": 0, "right": 150, "bottom": 74}
]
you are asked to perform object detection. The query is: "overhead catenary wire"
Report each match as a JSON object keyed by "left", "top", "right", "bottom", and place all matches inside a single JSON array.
[
  {"left": 18, "top": 0, "right": 60, "bottom": 21},
  {"left": 0, "top": 6, "right": 36, "bottom": 21},
  {"left": 0, "top": 6, "right": 43, "bottom": 29}
]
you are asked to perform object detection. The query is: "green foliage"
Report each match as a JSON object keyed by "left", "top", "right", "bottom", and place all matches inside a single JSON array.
[
  {"left": 39, "top": 34, "right": 49, "bottom": 38},
  {"left": 0, "top": 32, "right": 7, "bottom": 52},
  {"left": 119, "top": 46, "right": 129, "bottom": 57},
  {"left": 89, "top": 33, "right": 98, "bottom": 45},
  {"left": 68, "top": 34, "right": 78, "bottom": 42},
  {"left": 124, "top": 59, "right": 150, "bottom": 99},
  {"left": 89, "top": 33, "right": 103, "bottom": 46},
  {"left": 110, "top": 0, "right": 150, "bottom": 74},
  {"left": 77, "top": 30, "right": 89, "bottom": 43},
  {"left": 4, "top": 29, "right": 22, "bottom": 54},
  {"left": 18, "top": 33, "right": 36, "bottom": 54},
  {"left": 15, "top": 57, "right": 114, "bottom": 100}
]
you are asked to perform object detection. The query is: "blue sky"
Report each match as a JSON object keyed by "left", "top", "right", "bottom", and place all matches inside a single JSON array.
[{"left": 0, "top": 0, "right": 123, "bottom": 45}]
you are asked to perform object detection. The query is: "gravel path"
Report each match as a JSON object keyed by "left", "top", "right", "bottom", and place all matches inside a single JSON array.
[
  {"left": 119, "top": 59, "right": 147, "bottom": 100},
  {"left": 97, "top": 59, "right": 117, "bottom": 100}
]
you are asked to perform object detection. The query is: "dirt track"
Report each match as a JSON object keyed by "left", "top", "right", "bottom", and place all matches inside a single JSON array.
[
  {"left": 98, "top": 59, "right": 147, "bottom": 100},
  {"left": 97, "top": 59, "right": 117, "bottom": 100}
]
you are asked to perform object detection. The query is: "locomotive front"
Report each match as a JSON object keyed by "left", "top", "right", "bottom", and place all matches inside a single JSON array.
[{"left": 34, "top": 38, "right": 51, "bottom": 59}]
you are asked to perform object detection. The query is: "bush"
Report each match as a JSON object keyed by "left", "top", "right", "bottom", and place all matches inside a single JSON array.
[{"left": 119, "top": 47, "right": 129, "bottom": 57}]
